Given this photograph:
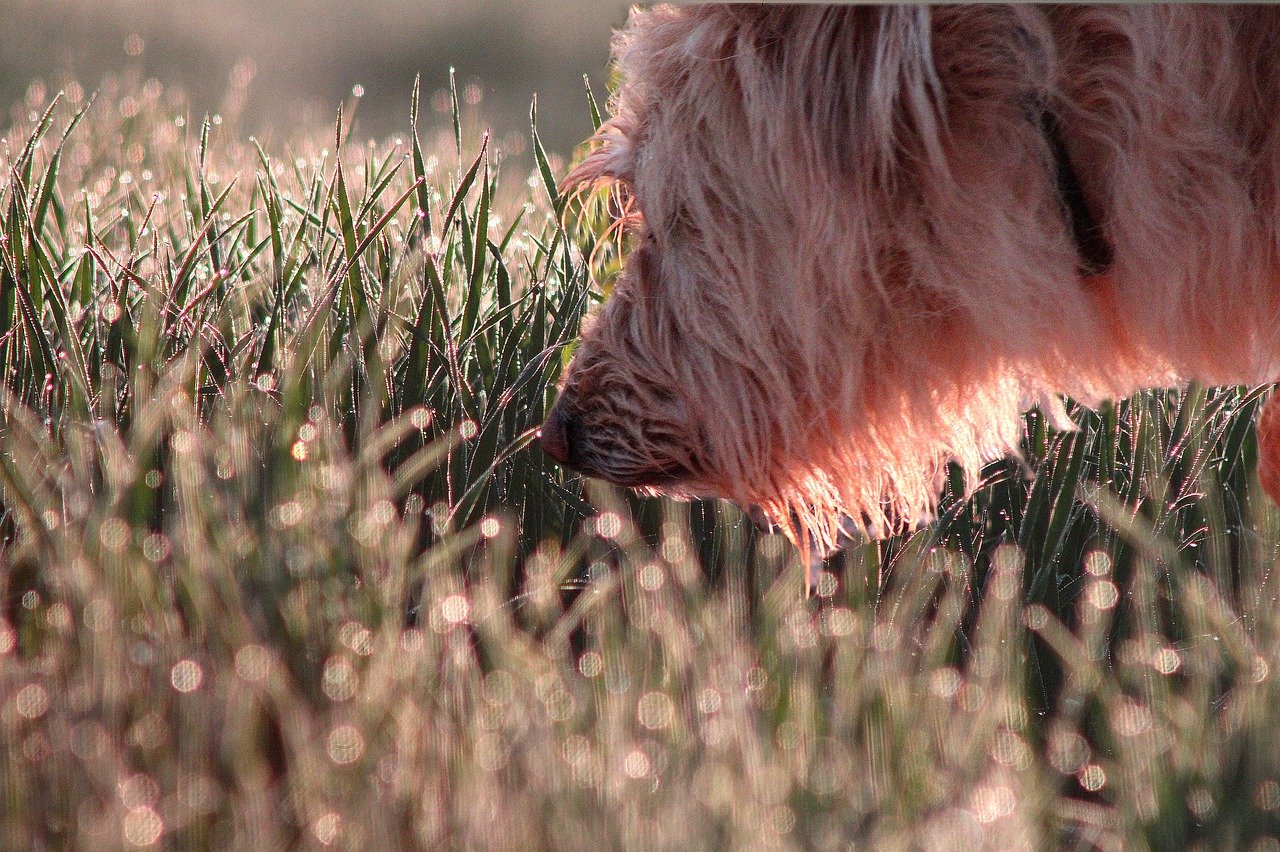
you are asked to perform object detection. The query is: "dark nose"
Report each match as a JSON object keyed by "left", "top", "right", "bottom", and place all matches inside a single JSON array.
[{"left": 538, "top": 407, "right": 572, "bottom": 466}]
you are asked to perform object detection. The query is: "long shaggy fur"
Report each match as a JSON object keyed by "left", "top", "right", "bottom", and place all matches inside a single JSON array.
[{"left": 549, "top": 5, "right": 1280, "bottom": 555}]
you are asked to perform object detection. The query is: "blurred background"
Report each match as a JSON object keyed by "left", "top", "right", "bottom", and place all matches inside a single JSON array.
[{"left": 1, "top": 0, "right": 632, "bottom": 156}]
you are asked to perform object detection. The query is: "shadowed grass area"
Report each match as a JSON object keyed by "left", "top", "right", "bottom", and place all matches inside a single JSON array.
[{"left": 1, "top": 81, "right": 1279, "bottom": 848}]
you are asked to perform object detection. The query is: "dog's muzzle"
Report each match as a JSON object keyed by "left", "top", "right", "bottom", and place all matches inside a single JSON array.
[{"left": 538, "top": 404, "right": 687, "bottom": 489}]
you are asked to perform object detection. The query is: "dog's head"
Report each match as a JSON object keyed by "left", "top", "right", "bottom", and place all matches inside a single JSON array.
[{"left": 542, "top": 5, "right": 1099, "bottom": 545}]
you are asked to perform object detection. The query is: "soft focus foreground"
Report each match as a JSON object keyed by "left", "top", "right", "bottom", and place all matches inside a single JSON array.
[{"left": 1, "top": 83, "right": 1279, "bottom": 849}]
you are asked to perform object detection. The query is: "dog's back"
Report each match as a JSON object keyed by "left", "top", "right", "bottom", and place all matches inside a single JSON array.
[{"left": 1040, "top": 7, "right": 1280, "bottom": 386}]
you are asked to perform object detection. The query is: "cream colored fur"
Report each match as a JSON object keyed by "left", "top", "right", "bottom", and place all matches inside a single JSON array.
[{"left": 550, "top": 5, "right": 1280, "bottom": 556}]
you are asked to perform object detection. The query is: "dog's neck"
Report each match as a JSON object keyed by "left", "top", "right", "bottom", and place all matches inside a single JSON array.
[{"left": 1036, "top": 104, "right": 1114, "bottom": 277}]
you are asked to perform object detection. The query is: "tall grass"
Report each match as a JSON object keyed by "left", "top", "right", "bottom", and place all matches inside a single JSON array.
[{"left": 1, "top": 79, "right": 1278, "bottom": 848}]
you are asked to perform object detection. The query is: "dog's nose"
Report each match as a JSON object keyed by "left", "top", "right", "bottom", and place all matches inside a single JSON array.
[{"left": 538, "top": 407, "right": 573, "bottom": 466}]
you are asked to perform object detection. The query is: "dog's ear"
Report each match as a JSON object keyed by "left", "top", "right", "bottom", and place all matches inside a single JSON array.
[{"left": 560, "top": 118, "right": 637, "bottom": 195}]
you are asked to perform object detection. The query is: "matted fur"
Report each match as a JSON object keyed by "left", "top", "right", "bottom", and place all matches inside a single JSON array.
[{"left": 547, "top": 5, "right": 1280, "bottom": 556}]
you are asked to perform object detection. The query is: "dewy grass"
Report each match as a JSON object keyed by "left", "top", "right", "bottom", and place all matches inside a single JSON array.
[{"left": 0, "top": 78, "right": 1278, "bottom": 848}]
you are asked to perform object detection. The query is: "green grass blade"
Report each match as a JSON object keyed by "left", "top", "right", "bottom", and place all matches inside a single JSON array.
[
  {"left": 410, "top": 74, "right": 433, "bottom": 237},
  {"left": 530, "top": 95, "right": 561, "bottom": 215},
  {"left": 459, "top": 160, "right": 491, "bottom": 344},
  {"left": 440, "top": 136, "right": 488, "bottom": 244},
  {"left": 450, "top": 66, "right": 462, "bottom": 161},
  {"left": 584, "top": 74, "right": 602, "bottom": 132}
]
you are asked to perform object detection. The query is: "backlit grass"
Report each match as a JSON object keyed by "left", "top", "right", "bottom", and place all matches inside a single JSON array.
[{"left": 1, "top": 78, "right": 1279, "bottom": 849}]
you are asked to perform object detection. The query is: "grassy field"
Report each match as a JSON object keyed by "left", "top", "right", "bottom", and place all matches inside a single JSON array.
[{"left": 2, "top": 79, "right": 1280, "bottom": 849}]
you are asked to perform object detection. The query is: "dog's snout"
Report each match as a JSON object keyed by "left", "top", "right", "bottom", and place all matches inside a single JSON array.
[{"left": 538, "top": 407, "right": 573, "bottom": 466}]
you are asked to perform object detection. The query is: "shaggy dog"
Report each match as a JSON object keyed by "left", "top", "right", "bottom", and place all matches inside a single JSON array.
[{"left": 539, "top": 4, "right": 1280, "bottom": 564}]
